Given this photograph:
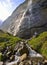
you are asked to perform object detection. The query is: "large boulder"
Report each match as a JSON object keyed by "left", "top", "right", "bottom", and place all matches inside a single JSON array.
[
  {"left": 19, "top": 53, "right": 27, "bottom": 61},
  {"left": 1, "top": 0, "right": 47, "bottom": 39}
]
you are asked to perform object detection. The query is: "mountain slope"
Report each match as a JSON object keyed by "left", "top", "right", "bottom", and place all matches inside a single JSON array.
[
  {"left": 0, "top": 20, "right": 3, "bottom": 26},
  {"left": 0, "top": 31, "right": 47, "bottom": 61},
  {"left": 0, "top": 0, "right": 47, "bottom": 39},
  {"left": 0, "top": 30, "right": 21, "bottom": 52}
]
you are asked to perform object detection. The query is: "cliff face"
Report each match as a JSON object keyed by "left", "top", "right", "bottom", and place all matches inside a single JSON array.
[{"left": 1, "top": 0, "right": 47, "bottom": 38}]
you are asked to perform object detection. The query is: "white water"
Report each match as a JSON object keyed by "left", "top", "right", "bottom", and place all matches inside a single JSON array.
[
  {"left": 26, "top": 43, "right": 43, "bottom": 58},
  {"left": 6, "top": 43, "right": 43, "bottom": 65},
  {"left": 13, "top": 10, "right": 27, "bottom": 36},
  {"left": 7, "top": 56, "right": 20, "bottom": 65},
  {"left": 7, "top": 61, "right": 18, "bottom": 65}
]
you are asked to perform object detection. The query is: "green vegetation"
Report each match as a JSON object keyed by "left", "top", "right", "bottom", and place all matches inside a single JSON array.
[
  {"left": 41, "top": 41, "right": 47, "bottom": 59},
  {"left": 0, "top": 30, "right": 47, "bottom": 61},
  {"left": 0, "top": 30, "right": 21, "bottom": 50},
  {"left": 28, "top": 31, "right": 47, "bottom": 59},
  {"left": 0, "top": 30, "right": 21, "bottom": 61}
]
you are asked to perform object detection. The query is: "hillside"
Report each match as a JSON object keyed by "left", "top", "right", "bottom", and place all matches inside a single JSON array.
[
  {"left": 28, "top": 31, "right": 47, "bottom": 59},
  {"left": 0, "top": 30, "right": 47, "bottom": 61},
  {"left": 0, "top": 30, "right": 21, "bottom": 61}
]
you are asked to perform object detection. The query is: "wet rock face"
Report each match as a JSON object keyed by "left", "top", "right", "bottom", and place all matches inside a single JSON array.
[
  {"left": 17, "top": 0, "right": 47, "bottom": 38},
  {"left": 1, "top": 0, "right": 47, "bottom": 39}
]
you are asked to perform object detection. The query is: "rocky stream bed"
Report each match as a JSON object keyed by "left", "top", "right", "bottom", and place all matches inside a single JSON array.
[{"left": 0, "top": 41, "right": 47, "bottom": 65}]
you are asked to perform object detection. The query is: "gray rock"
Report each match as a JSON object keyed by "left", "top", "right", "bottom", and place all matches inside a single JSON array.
[
  {"left": 19, "top": 60, "right": 32, "bottom": 65},
  {"left": 6, "top": 61, "right": 17, "bottom": 65},
  {"left": 0, "top": 62, "right": 3, "bottom": 65},
  {"left": 19, "top": 62, "right": 24, "bottom": 65},
  {"left": 15, "top": 41, "right": 29, "bottom": 56},
  {"left": 1, "top": 0, "right": 47, "bottom": 39}
]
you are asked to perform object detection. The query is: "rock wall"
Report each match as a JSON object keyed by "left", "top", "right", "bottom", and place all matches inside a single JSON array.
[{"left": 1, "top": 0, "right": 47, "bottom": 39}]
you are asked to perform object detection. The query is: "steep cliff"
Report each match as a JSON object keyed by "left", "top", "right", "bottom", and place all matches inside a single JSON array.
[{"left": 1, "top": 0, "right": 47, "bottom": 38}]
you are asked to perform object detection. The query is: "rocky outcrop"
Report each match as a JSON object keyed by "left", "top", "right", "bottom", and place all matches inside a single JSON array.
[
  {"left": 19, "top": 53, "right": 27, "bottom": 61},
  {"left": 0, "top": 40, "right": 43, "bottom": 65},
  {"left": 1, "top": 0, "right": 47, "bottom": 38},
  {"left": 5, "top": 41, "right": 43, "bottom": 65}
]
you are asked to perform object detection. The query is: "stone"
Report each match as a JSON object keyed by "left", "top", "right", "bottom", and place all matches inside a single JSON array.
[
  {"left": 19, "top": 62, "right": 24, "bottom": 65},
  {"left": 6, "top": 51, "right": 11, "bottom": 58},
  {"left": 23, "top": 60, "right": 32, "bottom": 65},
  {"left": 15, "top": 41, "right": 29, "bottom": 56},
  {"left": 10, "top": 55, "right": 15, "bottom": 61},
  {"left": 19, "top": 53, "right": 27, "bottom": 61},
  {"left": 27, "top": 60, "right": 32, "bottom": 65},
  {"left": 44, "top": 60, "right": 47, "bottom": 65},
  {"left": 0, "top": 62, "right": 3, "bottom": 65},
  {"left": 6, "top": 61, "right": 17, "bottom": 65},
  {"left": 0, "top": 0, "right": 47, "bottom": 39},
  {"left": 18, "top": 60, "right": 32, "bottom": 65}
]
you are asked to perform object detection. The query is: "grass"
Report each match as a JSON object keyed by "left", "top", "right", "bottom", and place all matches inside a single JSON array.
[
  {"left": 0, "top": 30, "right": 47, "bottom": 60},
  {"left": 28, "top": 31, "right": 47, "bottom": 59},
  {"left": 0, "top": 30, "right": 21, "bottom": 53}
]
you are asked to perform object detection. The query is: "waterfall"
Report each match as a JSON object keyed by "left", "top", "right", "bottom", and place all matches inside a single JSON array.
[
  {"left": 13, "top": 10, "right": 27, "bottom": 36},
  {"left": 13, "top": 0, "right": 32, "bottom": 36}
]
